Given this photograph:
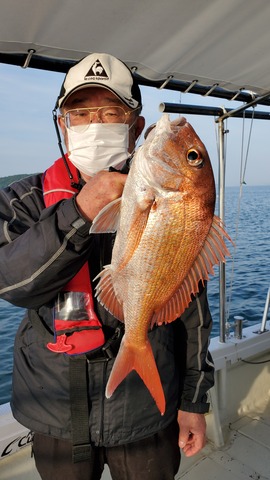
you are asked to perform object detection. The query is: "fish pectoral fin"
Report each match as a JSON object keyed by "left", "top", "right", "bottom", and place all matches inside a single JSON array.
[
  {"left": 152, "top": 215, "right": 233, "bottom": 325},
  {"left": 90, "top": 198, "right": 121, "bottom": 234},
  {"left": 94, "top": 266, "right": 124, "bottom": 322},
  {"left": 106, "top": 338, "right": 166, "bottom": 415},
  {"left": 117, "top": 204, "right": 152, "bottom": 270}
]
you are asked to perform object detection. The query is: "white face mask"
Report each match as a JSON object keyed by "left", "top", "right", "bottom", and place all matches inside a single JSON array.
[{"left": 67, "top": 123, "right": 130, "bottom": 176}]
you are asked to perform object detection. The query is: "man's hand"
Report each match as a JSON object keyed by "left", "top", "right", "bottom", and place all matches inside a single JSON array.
[
  {"left": 177, "top": 410, "right": 206, "bottom": 457},
  {"left": 76, "top": 171, "right": 127, "bottom": 221}
]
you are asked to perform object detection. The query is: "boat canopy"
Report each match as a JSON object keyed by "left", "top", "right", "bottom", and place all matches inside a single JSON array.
[{"left": 1, "top": 0, "right": 270, "bottom": 103}]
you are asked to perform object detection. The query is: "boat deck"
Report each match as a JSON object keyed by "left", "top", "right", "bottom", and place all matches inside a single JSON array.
[
  {"left": 178, "top": 401, "right": 270, "bottom": 479},
  {"left": 1, "top": 402, "right": 270, "bottom": 480}
]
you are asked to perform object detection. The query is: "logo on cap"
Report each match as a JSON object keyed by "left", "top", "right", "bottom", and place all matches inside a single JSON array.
[{"left": 84, "top": 60, "right": 109, "bottom": 81}]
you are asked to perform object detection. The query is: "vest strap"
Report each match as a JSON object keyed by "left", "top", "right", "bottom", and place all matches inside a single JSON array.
[{"left": 69, "top": 357, "right": 93, "bottom": 463}]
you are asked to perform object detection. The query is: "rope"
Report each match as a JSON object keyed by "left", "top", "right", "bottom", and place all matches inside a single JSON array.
[{"left": 225, "top": 106, "right": 255, "bottom": 322}]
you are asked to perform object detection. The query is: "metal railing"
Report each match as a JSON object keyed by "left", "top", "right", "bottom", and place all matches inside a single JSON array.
[
  {"left": 159, "top": 101, "right": 270, "bottom": 342},
  {"left": 259, "top": 287, "right": 270, "bottom": 333}
]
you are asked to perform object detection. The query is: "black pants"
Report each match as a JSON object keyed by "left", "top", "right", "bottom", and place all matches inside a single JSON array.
[{"left": 32, "top": 421, "right": 181, "bottom": 480}]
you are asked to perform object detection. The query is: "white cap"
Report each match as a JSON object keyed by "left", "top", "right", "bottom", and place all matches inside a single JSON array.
[{"left": 58, "top": 52, "right": 142, "bottom": 110}]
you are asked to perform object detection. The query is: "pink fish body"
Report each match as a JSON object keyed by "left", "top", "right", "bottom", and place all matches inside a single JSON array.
[{"left": 91, "top": 114, "right": 231, "bottom": 414}]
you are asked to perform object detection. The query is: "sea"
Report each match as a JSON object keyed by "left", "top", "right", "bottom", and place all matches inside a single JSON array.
[{"left": 0, "top": 185, "right": 269, "bottom": 405}]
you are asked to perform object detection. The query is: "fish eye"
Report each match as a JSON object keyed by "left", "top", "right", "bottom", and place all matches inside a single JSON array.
[{"left": 187, "top": 149, "right": 204, "bottom": 167}]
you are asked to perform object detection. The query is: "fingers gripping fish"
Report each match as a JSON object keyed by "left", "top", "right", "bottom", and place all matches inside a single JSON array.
[{"left": 90, "top": 114, "right": 232, "bottom": 415}]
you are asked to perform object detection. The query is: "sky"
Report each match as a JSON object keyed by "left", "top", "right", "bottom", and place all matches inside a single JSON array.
[{"left": 1, "top": 62, "right": 269, "bottom": 187}]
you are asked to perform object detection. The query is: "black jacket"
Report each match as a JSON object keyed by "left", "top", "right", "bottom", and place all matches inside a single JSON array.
[{"left": 0, "top": 172, "right": 214, "bottom": 448}]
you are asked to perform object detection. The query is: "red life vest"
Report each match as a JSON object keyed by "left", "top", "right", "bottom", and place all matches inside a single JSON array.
[{"left": 43, "top": 156, "right": 105, "bottom": 355}]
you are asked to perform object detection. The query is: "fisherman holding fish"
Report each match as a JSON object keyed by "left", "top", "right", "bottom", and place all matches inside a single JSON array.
[{"left": 0, "top": 53, "right": 218, "bottom": 479}]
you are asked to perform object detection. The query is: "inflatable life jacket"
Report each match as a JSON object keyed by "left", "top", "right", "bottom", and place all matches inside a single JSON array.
[{"left": 42, "top": 156, "right": 105, "bottom": 355}]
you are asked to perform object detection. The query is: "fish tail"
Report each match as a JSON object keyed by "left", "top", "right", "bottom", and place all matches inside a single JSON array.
[{"left": 105, "top": 338, "right": 166, "bottom": 415}]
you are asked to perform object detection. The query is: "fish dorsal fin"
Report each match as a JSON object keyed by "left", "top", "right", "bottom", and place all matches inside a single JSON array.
[
  {"left": 94, "top": 265, "right": 124, "bottom": 322},
  {"left": 151, "top": 215, "right": 232, "bottom": 326},
  {"left": 90, "top": 198, "right": 121, "bottom": 234}
]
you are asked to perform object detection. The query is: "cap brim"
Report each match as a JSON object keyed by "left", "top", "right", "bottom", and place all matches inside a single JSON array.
[{"left": 59, "top": 82, "right": 140, "bottom": 110}]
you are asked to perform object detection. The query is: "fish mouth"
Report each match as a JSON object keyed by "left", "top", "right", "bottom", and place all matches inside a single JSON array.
[
  {"left": 171, "top": 116, "right": 187, "bottom": 127},
  {"left": 144, "top": 115, "right": 187, "bottom": 140}
]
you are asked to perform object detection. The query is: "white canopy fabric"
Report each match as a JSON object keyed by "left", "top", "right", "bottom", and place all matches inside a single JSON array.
[{"left": 1, "top": 0, "right": 270, "bottom": 97}]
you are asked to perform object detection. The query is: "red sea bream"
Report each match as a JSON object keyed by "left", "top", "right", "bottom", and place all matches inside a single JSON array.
[{"left": 91, "top": 114, "right": 231, "bottom": 415}]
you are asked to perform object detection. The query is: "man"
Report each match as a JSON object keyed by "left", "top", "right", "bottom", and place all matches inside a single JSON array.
[{"left": 0, "top": 53, "right": 214, "bottom": 480}]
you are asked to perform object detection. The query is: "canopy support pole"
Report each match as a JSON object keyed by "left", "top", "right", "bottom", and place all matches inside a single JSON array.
[
  {"left": 217, "top": 117, "right": 227, "bottom": 343},
  {"left": 22, "top": 49, "right": 35, "bottom": 69}
]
